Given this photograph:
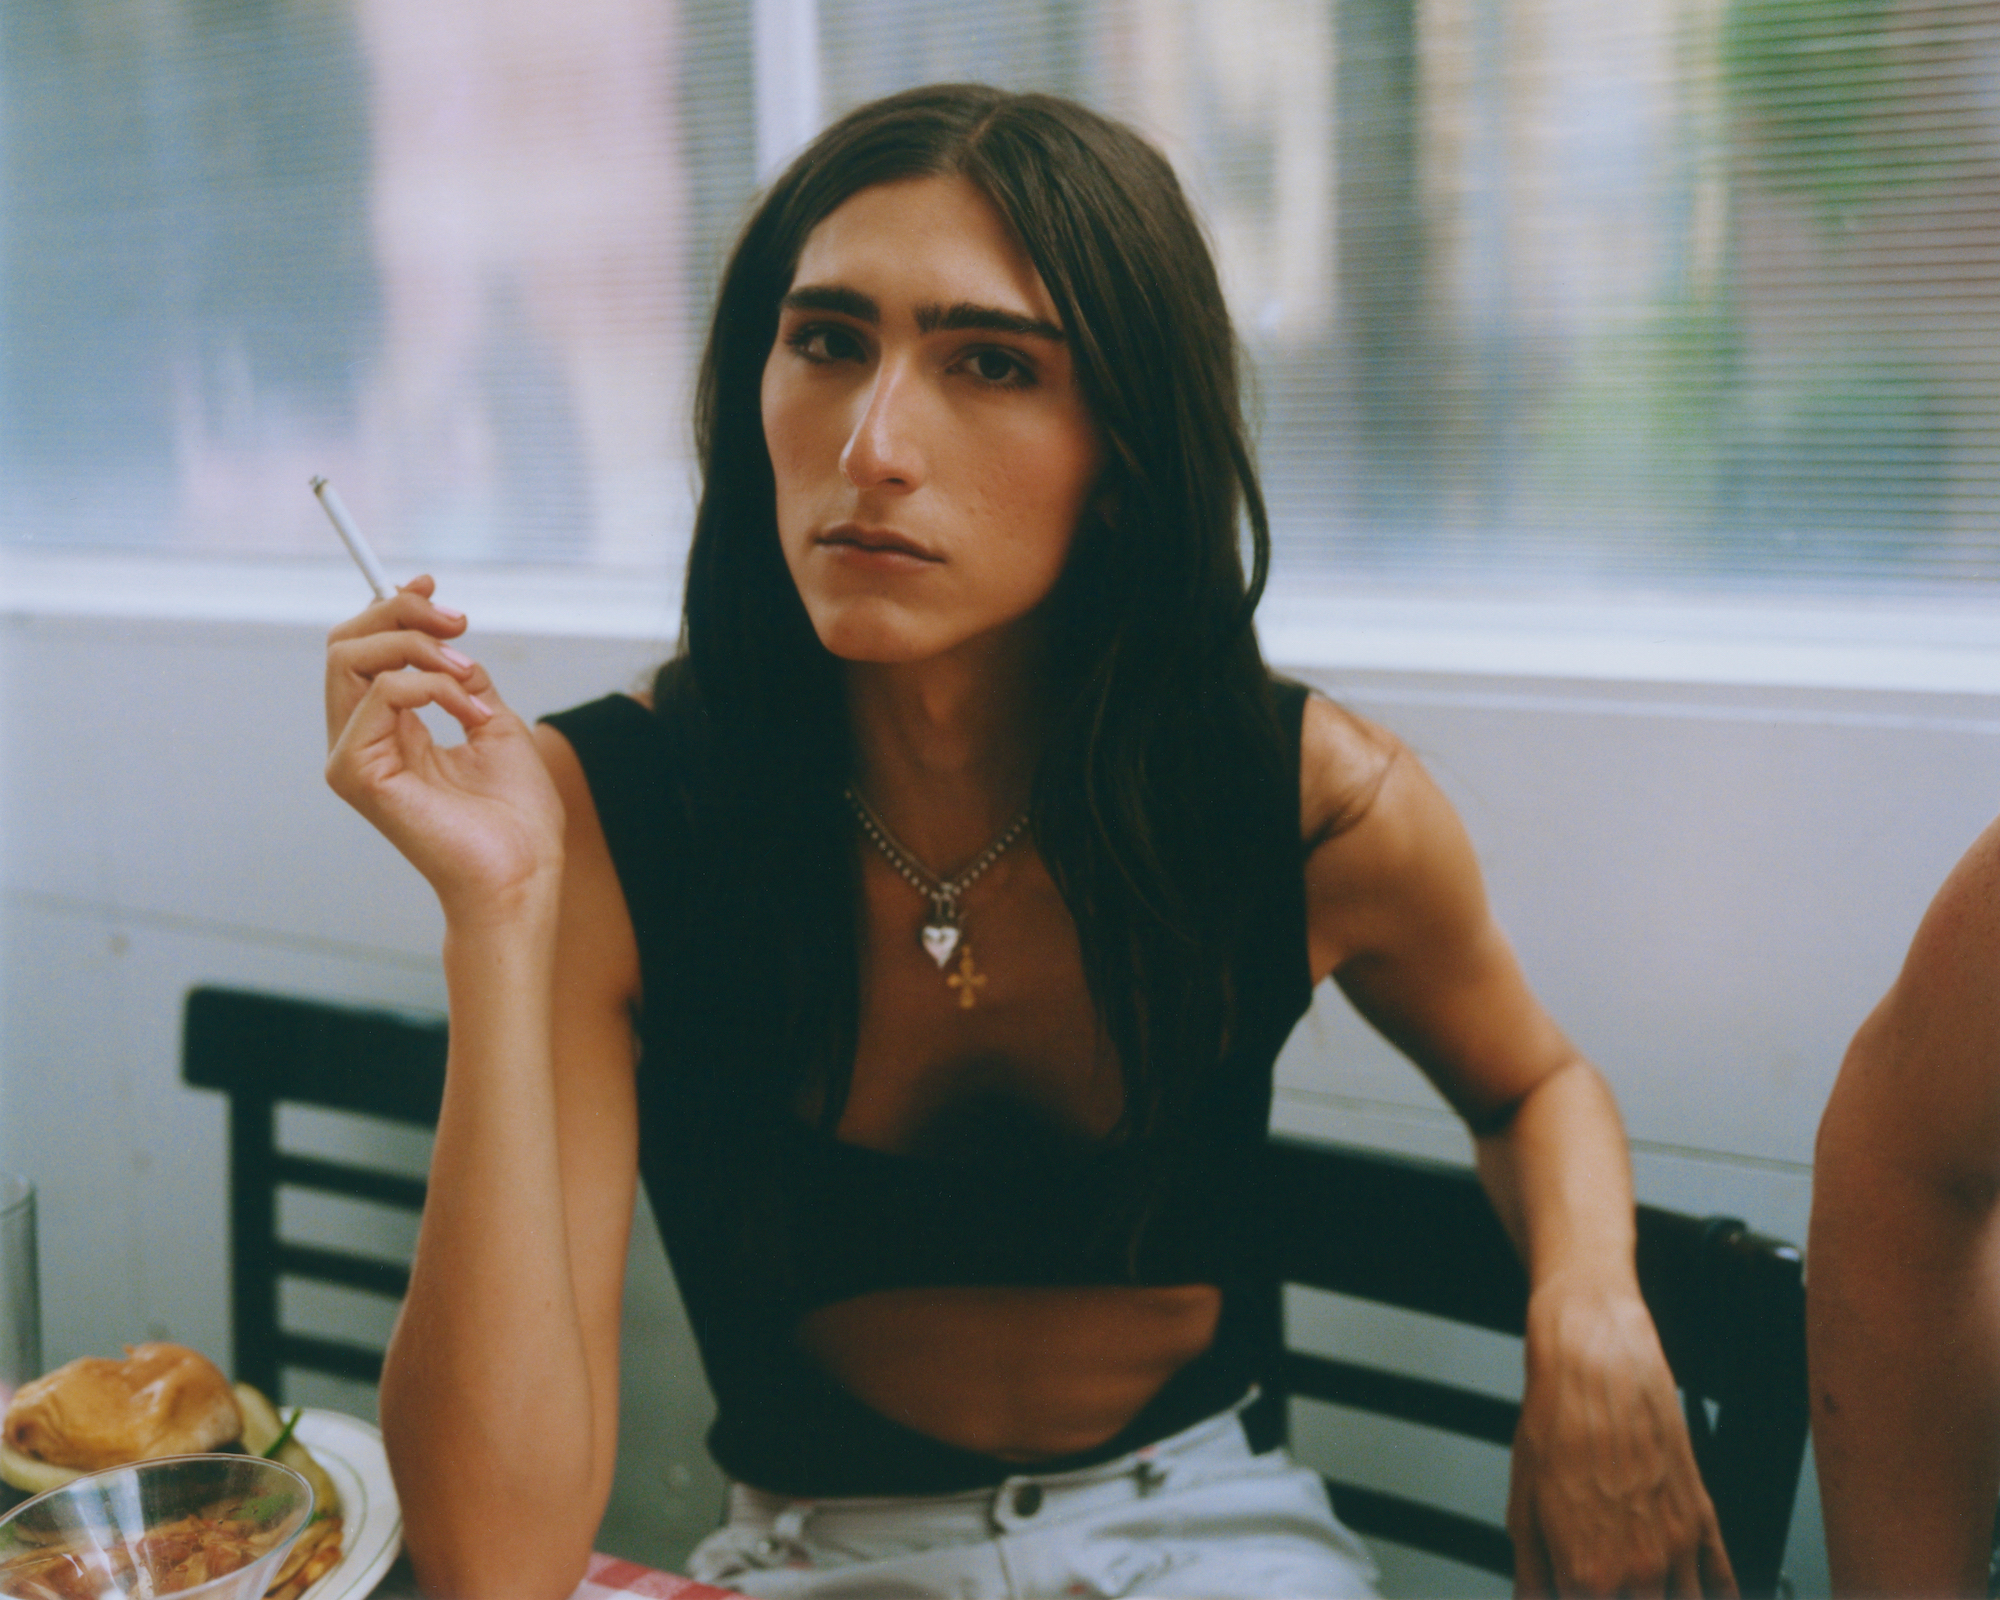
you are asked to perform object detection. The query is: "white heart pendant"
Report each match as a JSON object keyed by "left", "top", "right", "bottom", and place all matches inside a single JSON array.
[{"left": 921, "top": 924, "right": 960, "bottom": 968}]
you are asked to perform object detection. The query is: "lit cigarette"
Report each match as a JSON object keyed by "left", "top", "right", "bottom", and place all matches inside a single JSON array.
[{"left": 310, "top": 476, "right": 395, "bottom": 601}]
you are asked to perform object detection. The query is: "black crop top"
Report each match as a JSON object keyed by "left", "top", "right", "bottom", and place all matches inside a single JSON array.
[{"left": 542, "top": 680, "right": 1316, "bottom": 1496}]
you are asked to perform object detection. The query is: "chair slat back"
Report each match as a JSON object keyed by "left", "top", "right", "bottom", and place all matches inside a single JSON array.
[
  {"left": 182, "top": 986, "right": 446, "bottom": 1402},
  {"left": 1260, "top": 1136, "right": 1806, "bottom": 1597}
]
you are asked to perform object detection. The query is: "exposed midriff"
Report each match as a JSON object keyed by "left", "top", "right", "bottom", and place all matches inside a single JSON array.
[{"left": 795, "top": 1282, "right": 1224, "bottom": 1460}]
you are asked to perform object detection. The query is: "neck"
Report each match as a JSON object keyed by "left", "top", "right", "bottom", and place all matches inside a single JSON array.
[{"left": 845, "top": 632, "right": 1045, "bottom": 870}]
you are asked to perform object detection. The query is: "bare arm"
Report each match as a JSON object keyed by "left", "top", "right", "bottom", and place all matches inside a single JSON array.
[
  {"left": 1303, "top": 697, "right": 1731, "bottom": 1598},
  {"left": 1810, "top": 816, "right": 2000, "bottom": 1596},
  {"left": 324, "top": 583, "right": 641, "bottom": 1599}
]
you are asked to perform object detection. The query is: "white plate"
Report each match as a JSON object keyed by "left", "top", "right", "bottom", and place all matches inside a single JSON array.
[{"left": 290, "top": 1410, "right": 402, "bottom": 1600}]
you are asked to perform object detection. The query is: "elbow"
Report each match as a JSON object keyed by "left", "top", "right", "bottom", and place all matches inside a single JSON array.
[
  {"left": 384, "top": 1396, "right": 607, "bottom": 1600},
  {"left": 1461, "top": 1051, "right": 1598, "bottom": 1142},
  {"left": 404, "top": 1520, "right": 595, "bottom": 1600},
  {"left": 1462, "top": 1095, "right": 1522, "bottom": 1141}
]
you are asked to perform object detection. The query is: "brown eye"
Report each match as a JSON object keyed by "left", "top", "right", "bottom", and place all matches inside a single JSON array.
[
  {"left": 787, "top": 324, "right": 867, "bottom": 363},
  {"left": 961, "top": 347, "right": 1033, "bottom": 387}
]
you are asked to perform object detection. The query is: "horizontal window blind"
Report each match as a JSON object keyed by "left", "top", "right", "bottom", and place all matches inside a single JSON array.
[
  {"left": 4, "top": 0, "right": 1997, "bottom": 598},
  {"left": 1266, "top": 0, "right": 2000, "bottom": 592},
  {"left": 0, "top": 0, "right": 753, "bottom": 570}
]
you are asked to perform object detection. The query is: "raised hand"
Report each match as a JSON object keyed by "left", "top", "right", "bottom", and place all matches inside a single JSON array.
[{"left": 325, "top": 575, "right": 564, "bottom": 921}]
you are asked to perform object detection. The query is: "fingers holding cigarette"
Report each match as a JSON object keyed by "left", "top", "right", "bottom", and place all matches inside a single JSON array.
[
  {"left": 325, "top": 575, "right": 465, "bottom": 645},
  {"left": 312, "top": 476, "right": 493, "bottom": 739},
  {"left": 313, "top": 476, "right": 467, "bottom": 639},
  {"left": 325, "top": 666, "right": 499, "bottom": 811},
  {"left": 312, "top": 477, "right": 564, "bottom": 908},
  {"left": 328, "top": 627, "right": 493, "bottom": 702},
  {"left": 358, "top": 663, "right": 495, "bottom": 743},
  {"left": 325, "top": 588, "right": 496, "bottom": 747}
]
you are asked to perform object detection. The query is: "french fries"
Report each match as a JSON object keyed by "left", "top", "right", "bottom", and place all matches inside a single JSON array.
[
  {"left": 265, "top": 1513, "right": 345, "bottom": 1600},
  {"left": 233, "top": 1386, "right": 345, "bottom": 1599}
]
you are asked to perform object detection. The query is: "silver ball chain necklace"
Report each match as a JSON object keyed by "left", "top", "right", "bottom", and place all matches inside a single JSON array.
[{"left": 844, "top": 786, "right": 1031, "bottom": 1009}]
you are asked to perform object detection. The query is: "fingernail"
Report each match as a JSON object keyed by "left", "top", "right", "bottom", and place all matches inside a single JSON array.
[
  {"left": 440, "top": 645, "right": 474, "bottom": 671},
  {"left": 469, "top": 695, "right": 494, "bottom": 718},
  {"left": 433, "top": 602, "right": 465, "bottom": 619}
]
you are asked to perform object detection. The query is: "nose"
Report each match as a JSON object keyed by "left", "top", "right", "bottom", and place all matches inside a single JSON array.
[{"left": 839, "top": 363, "right": 924, "bottom": 491}]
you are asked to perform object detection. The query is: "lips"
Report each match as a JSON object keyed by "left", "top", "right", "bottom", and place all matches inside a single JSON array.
[{"left": 815, "top": 523, "right": 943, "bottom": 562}]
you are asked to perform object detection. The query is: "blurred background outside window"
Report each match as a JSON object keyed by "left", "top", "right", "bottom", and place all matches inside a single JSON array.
[{"left": 3, "top": 0, "right": 1996, "bottom": 599}]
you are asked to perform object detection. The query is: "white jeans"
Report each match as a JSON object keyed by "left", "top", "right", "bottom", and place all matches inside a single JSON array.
[{"left": 684, "top": 1402, "right": 1379, "bottom": 1599}]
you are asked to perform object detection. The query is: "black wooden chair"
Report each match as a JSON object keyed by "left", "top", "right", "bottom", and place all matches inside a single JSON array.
[
  {"left": 1245, "top": 1135, "right": 1808, "bottom": 1597},
  {"left": 181, "top": 985, "right": 446, "bottom": 1401},
  {"left": 182, "top": 986, "right": 1807, "bottom": 1589}
]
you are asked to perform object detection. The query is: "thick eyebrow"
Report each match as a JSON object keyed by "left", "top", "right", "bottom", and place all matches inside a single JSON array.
[
  {"left": 919, "top": 301, "right": 1066, "bottom": 343},
  {"left": 781, "top": 285, "right": 879, "bottom": 321},
  {"left": 780, "top": 285, "right": 1065, "bottom": 344}
]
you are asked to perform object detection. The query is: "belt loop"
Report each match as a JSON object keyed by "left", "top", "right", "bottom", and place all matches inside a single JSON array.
[
  {"left": 751, "top": 1501, "right": 813, "bottom": 1565},
  {"left": 986, "top": 1479, "right": 1009, "bottom": 1535},
  {"left": 773, "top": 1504, "right": 813, "bottom": 1543}
]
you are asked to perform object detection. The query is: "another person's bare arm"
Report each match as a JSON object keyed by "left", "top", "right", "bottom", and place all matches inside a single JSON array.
[
  {"left": 1303, "top": 697, "right": 1732, "bottom": 1598},
  {"left": 1810, "top": 816, "right": 2000, "bottom": 1597},
  {"left": 324, "top": 580, "right": 642, "bottom": 1599}
]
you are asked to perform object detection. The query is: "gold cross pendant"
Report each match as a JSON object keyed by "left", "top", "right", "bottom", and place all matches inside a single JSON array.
[{"left": 945, "top": 945, "right": 987, "bottom": 1010}]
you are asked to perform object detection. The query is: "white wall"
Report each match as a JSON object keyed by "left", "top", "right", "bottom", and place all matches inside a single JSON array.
[
  {"left": 0, "top": 604, "right": 733, "bottom": 1565},
  {"left": 6, "top": 585, "right": 1994, "bottom": 1589}
]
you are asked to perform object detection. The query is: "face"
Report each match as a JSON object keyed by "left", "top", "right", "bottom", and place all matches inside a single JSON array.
[{"left": 761, "top": 174, "right": 1104, "bottom": 667}]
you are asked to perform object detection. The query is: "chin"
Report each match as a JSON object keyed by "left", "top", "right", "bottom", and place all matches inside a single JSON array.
[
  {"left": 806, "top": 601, "right": 947, "bottom": 665},
  {"left": 818, "top": 628, "right": 942, "bottom": 666}
]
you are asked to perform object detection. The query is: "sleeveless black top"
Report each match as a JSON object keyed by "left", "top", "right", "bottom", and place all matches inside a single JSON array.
[{"left": 542, "top": 679, "right": 1315, "bottom": 1496}]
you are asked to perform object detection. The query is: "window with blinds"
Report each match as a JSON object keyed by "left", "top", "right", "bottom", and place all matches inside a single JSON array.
[{"left": 3, "top": 0, "right": 1995, "bottom": 597}]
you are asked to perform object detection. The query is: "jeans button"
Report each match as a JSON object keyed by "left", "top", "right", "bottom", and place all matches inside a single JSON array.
[{"left": 1012, "top": 1483, "right": 1043, "bottom": 1517}]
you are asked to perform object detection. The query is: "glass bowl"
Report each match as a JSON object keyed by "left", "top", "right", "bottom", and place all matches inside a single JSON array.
[{"left": 0, "top": 1454, "right": 313, "bottom": 1599}]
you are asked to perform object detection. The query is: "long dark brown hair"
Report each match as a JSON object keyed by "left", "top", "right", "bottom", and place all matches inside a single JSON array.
[{"left": 652, "top": 85, "right": 1294, "bottom": 1225}]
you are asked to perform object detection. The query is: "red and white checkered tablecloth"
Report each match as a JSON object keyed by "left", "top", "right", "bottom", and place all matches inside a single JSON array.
[{"left": 566, "top": 1552, "right": 746, "bottom": 1600}]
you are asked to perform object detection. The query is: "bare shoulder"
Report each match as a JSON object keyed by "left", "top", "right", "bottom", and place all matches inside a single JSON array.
[
  {"left": 1298, "top": 691, "right": 1402, "bottom": 848},
  {"left": 1298, "top": 691, "right": 1462, "bottom": 885},
  {"left": 533, "top": 718, "right": 642, "bottom": 1014},
  {"left": 1876, "top": 813, "right": 2000, "bottom": 1054},
  {"left": 1295, "top": 693, "right": 1570, "bottom": 1109},
  {"left": 1830, "top": 812, "right": 2000, "bottom": 1175},
  {"left": 1299, "top": 693, "right": 1490, "bottom": 981},
  {"left": 1906, "top": 812, "right": 2000, "bottom": 981}
]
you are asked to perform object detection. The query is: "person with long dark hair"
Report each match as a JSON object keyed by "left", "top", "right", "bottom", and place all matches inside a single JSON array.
[{"left": 325, "top": 84, "right": 1729, "bottom": 1599}]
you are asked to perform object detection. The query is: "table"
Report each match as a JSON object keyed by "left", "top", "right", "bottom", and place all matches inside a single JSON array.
[
  {"left": 569, "top": 1553, "right": 747, "bottom": 1599},
  {"left": 374, "top": 1550, "right": 745, "bottom": 1599}
]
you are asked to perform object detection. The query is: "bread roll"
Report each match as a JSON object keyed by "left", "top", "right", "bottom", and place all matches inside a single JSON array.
[{"left": 3, "top": 1343, "right": 243, "bottom": 1472}]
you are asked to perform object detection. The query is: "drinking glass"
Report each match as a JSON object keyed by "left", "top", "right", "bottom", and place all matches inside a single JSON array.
[{"left": 0, "top": 1173, "right": 40, "bottom": 1410}]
